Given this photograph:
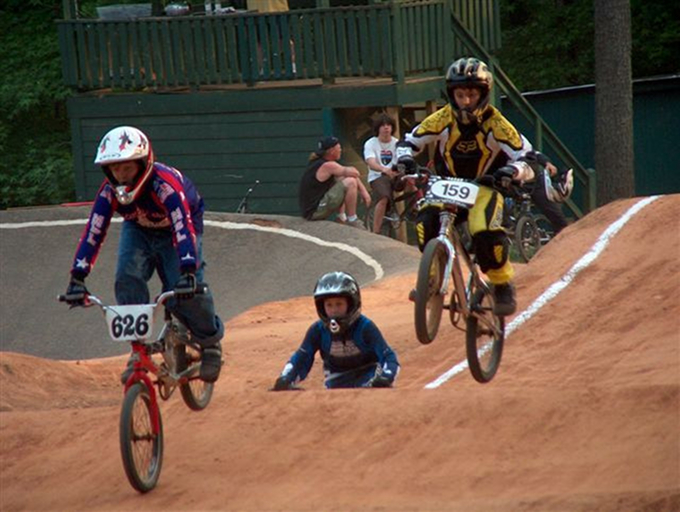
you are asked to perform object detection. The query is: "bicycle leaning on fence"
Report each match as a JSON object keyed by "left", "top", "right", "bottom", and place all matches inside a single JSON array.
[
  {"left": 58, "top": 289, "right": 215, "bottom": 493},
  {"left": 236, "top": 180, "right": 260, "bottom": 214},
  {"left": 412, "top": 173, "right": 506, "bottom": 383}
]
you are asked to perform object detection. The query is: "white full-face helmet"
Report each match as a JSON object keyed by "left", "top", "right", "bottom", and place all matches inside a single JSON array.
[
  {"left": 94, "top": 126, "right": 154, "bottom": 205},
  {"left": 543, "top": 168, "right": 574, "bottom": 203}
]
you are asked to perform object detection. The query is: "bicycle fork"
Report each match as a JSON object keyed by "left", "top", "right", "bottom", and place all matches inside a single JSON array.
[
  {"left": 125, "top": 344, "right": 162, "bottom": 435},
  {"left": 436, "top": 210, "right": 456, "bottom": 297}
]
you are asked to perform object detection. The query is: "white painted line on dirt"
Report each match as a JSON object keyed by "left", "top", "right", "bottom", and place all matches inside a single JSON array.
[
  {"left": 0, "top": 218, "right": 384, "bottom": 282},
  {"left": 424, "top": 195, "right": 662, "bottom": 389},
  {"left": 204, "top": 220, "right": 384, "bottom": 281}
]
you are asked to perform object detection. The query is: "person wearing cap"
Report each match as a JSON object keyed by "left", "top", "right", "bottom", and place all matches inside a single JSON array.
[
  {"left": 61, "top": 126, "right": 225, "bottom": 384},
  {"left": 298, "top": 136, "right": 371, "bottom": 229}
]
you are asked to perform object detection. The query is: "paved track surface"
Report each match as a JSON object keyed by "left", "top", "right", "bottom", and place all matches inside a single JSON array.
[{"left": 0, "top": 206, "right": 420, "bottom": 359}]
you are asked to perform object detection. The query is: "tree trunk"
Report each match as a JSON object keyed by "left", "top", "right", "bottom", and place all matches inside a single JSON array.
[{"left": 594, "top": 0, "right": 635, "bottom": 206}]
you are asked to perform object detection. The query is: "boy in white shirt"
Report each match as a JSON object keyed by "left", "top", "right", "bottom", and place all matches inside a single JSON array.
[{"left": 363, "top": 114, "right": 399, "bottom": 234}]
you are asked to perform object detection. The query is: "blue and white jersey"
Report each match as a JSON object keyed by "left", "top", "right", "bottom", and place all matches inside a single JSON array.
[
  {"left": 70, "top": 162, "right": 204, "bottom": 277},
  {"left": 282, "top": 315, "right": 400, "bottom": 388}
]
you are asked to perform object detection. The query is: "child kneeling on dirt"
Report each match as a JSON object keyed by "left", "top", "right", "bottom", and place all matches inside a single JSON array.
[{"left": 272, "top": 271, "right": 400, "bottom": 390}]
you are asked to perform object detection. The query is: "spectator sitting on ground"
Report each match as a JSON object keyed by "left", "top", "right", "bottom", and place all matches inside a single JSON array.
[{"left": 298, "top": 136, "right": 371, "bottom": 229}]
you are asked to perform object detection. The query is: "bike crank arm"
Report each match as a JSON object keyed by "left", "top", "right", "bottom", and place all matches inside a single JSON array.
[{"left": 471, "top": 308, "right": 504, "bottom": 338}]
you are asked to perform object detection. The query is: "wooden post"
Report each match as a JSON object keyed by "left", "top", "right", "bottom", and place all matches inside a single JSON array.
[
  {"left": 385, "top": 106, "right": 410, "bottom": 244},
  {"left": 425, "top": 100, "right": 437, "bottom": 162},
  {"left": 391, "top": 0, "right": 405, "bottom": 84},
  {"left": 62, "top": 0, "right": 76, "bottom": 20}
]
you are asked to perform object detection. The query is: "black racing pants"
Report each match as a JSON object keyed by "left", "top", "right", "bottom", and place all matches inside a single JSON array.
[{"left": 531, "top": 169, "right": 569, "bottom": 234}]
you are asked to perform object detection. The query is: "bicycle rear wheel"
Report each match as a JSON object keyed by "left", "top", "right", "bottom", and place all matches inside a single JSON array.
[
  {"left": 365, "top": 201, "right": 398, "bottom": 238},
  {"left": 414, "top": 239, "right": 447, "bottom": 344},
  {"left": 515, "top": 214, "right": 541, "bottom": 262},
  {"left": 466, "top": 289, "right": 505, "bottom": 383},
  {"left": 176, "top": 344, "right": 214, "bottom": 411},
  {"left": 119, "top": 383, "right": 163, "bottom": 493}
]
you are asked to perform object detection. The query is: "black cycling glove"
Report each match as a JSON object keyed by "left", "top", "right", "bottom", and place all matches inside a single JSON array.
[
  {"left": 174, "top": 272, "right": 197, "bottom": 300},
  {"left": 64, "top": 275, "right": 88, "bottom": 306}
]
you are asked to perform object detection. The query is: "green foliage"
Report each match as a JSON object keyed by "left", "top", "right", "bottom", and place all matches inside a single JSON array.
[
  {"left": 497, "top": 0, "right": 595, "bottom": 91},
  {"left": 497, "top": 0, "right": 679, "bottom": 92},
  {"left": 630, "top": 0, "right": 680, "bottom": 77},
  {"left": 0, "top": 0, "right": 74, "bottom": 208}
]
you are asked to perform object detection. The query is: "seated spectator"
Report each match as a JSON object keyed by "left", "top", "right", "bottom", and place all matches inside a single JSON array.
[
  {"left": 364, "top": 113, "right": 400, "bottom": 234},
  {"left": 298, "top": 136, "right": 371, "bottom": 229}
]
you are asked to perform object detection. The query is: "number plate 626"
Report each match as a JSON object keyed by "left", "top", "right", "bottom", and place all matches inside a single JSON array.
[
  {"left": 429, "top": 180, "right": 479, "bottom": 207},
  {"left": 105, "top": 305, "right": 154, "bottom": 342}
]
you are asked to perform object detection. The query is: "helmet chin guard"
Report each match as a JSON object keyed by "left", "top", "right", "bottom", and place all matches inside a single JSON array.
[
  {"left": 114, "top": 185, "right": 135, "bottom": 205},
  {"left": 329, "top": 318, "right": 341, "bottom": 334}
]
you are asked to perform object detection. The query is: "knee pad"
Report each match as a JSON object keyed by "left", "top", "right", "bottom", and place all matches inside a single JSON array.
[
  {"left": 473, "top": 231, "right": 509, "bottom": 272},
  {"left": 416, "top": 207, "right": 440, "bottom": 252}
]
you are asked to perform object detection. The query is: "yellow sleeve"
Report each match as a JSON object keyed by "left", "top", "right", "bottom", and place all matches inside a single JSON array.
[
  {"left": 404, "top": 105, "right": 453, "bottom": 150},
  {"left": 483, "top": 107, "right": 523, "bottom": 150}
]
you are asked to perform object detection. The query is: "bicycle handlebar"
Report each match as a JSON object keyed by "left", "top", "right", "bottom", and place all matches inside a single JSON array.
[
  {"left": 57, "top": 290, "right": 176, "bottom": 309},
  {"left": 57, "top": 285, "right": 208, "bottom": 308}
]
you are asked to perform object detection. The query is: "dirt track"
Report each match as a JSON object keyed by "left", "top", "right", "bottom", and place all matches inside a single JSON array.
[{"left": 1, "top": 195, "right": 679, "bottom": 511}]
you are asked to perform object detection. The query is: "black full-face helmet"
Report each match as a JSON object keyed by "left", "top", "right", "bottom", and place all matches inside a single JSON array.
[
  {"left": 445, "top": 57, "right": 494, "bottom": 125},
  {"left": 313, "top": 271, "right": 362, "bottom": 335}
]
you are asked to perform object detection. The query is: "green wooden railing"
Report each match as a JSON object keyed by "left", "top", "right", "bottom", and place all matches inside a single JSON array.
[{"left": 57, "top": 1, "right": 458, "bottom": 90}]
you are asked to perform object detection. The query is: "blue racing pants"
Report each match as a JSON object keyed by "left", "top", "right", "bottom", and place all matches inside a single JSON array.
[{"left": 115, "top": 221, "right": 224, "bottom": 348}]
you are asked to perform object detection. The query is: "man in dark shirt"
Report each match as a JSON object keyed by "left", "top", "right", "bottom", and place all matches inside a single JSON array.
[{"left": 298, "top": 136, "right": 371, "bottom": 229}]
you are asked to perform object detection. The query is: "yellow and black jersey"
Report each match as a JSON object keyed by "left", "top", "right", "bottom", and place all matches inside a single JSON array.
[{"left": 404, "top": 104, "right": 531, "bottom": 180}]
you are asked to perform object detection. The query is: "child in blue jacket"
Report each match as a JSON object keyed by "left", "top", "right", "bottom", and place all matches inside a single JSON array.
[{"left": 273, "top": 271, "right": 399, "bottom": 390}]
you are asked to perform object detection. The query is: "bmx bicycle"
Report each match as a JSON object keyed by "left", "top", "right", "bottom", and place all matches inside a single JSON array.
[
  {"left": 58, "top": 289, "right": 215, "bottom": 493},
  {"left": 413, "top": 175, "right": 505, "bottom": 383},
  {"left": 503, "top": 183, "right": 555, "bottom": 262},
  {"left": 364, "top": 170, "right": 429, "bottom": 238},
  {"left": 236, "top": 180, "right": 260, "bottom": 214}
]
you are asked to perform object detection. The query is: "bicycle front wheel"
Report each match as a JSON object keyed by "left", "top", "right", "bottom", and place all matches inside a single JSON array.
[
  {"left": 176, "top": 344, "right": 214, "bottom": 411},
  {"left": 119, "top": 383, "right": 163, "bottom": 493},
  {"left": 466, "top": 289, "right": 505, "bottom": 383},
  {"left": 515, "top": 214, "right": 541, "bottom": 262},
  {"left": 414, "top": 239, "right": 447, "bottom": 344},
  {"left": 533, "top": 214, "right": 555, "bottom": 246}
]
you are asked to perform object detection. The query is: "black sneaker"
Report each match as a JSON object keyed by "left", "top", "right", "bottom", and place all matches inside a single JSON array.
[
  {"left": 493, "top": 283, "right": 517, "bottom": 316},
  {"left": 200, "top": 344, "right": 223, "bottom": 383}
]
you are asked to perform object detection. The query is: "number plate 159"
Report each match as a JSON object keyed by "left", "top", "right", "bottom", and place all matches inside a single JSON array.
[
  {"left": 105, "top": 305, "right": 154, "bottom": 342},
  {"left": 429, "top": 180, "right": 479, "bottom": 207}
]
